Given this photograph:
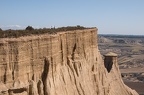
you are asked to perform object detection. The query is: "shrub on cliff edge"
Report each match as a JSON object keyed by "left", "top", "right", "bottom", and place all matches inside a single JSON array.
[
  {"left": 0, "top": 28, "right": 2, "bottom": 32},
  {"left": 25, "top": 26, "right": 34, "bottom": 31}
]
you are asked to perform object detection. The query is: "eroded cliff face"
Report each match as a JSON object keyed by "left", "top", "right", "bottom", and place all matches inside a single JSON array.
[{"left": 0, "top": 29, "right": 138, "bottom": 95}]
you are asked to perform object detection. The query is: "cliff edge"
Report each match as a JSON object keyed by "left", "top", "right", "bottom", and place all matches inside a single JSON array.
[{"left": 0, "top": 28, "right": 138, "bottom": 95}]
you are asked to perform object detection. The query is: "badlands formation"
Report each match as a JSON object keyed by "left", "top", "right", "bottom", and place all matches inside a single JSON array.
[{"left": 0, "top": 28, "right": 138, "bottom": 95}]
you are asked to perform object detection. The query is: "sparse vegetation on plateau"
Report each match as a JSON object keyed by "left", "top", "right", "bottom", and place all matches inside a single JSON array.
[{"left": 0, "top": 25, "right": 89, "bottom": 38}]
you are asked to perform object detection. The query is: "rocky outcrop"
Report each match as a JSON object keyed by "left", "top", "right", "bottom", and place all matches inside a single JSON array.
[{"left": 0, "top": 28, "right": 138, "bottom": 95}]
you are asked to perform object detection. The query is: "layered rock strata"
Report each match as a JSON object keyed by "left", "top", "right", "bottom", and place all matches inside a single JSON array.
[{"left": 0, "top": 28, "right": 138, "bottom": 95}]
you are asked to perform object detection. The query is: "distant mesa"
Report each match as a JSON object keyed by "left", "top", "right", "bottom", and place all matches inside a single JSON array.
[{"left": 113, "top": 39, "right": 126, "bottom": 44}]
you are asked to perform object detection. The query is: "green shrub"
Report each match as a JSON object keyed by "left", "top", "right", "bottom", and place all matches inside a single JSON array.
[{"left": 25, "top": 26, "right": 34, "bottom": 31}]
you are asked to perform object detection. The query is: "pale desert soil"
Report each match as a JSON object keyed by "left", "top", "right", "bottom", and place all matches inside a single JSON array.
[{"left": 124, "top": 82, "right": 144, "bottom": 95}]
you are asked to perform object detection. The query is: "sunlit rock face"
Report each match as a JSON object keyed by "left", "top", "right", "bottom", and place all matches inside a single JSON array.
[{"left": 0, "top": 28, "right": 138, "bottom": 95}]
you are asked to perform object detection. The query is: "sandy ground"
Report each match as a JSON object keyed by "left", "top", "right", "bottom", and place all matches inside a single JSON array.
[{"left": 124, "top": 81, "right": 144, "bottom": 95}]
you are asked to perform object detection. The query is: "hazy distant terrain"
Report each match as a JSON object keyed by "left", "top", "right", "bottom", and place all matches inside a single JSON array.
[
  {"left": 98, "top": 34, "right": 144, "bottom": 94},
  {"left": 98, "top": 34, "right": 144, "bottom": 69}
]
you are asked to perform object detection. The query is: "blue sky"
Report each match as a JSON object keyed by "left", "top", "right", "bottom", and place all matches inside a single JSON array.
[{"left": 0, "top": 0, "right": 144, "bottom": 35}]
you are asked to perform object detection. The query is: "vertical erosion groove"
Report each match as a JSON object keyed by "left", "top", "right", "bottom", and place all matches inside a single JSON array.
[
  {"left": 72, "top": 43, "right": 76, "bottom": 60},
  {"left": 37, "top": 80, "right": 44, "bottom": 95},
  {"left": 60, "top": 39, "right": 63, "bottom": 64},
  {"left": 4, "top": 67, "right": 6, "bottom": 83},
  {"left": 42, "top": 58, "right": 49, "bottom": 95}
]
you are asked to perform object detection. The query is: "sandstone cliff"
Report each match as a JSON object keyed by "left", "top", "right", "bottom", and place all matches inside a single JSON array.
[{"left": 0, "top": 28, "right": 138, "bottom": 95}]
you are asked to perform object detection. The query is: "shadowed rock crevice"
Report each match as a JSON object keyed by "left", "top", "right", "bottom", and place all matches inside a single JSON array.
[
  {"left": 8, "top": 88, "right": 27, "bottom": 94},
  {"left": 72, "top": 43, "right": 76, "bottom": 60},
  {"left": 104, "top": 52, "right": 117, "bottom": 73},
  {"left": 42, "top": 58, "right": 50, "bottom": 95},
  {"left": 104, "top": 57, "right": 113, "bottom": 73}
]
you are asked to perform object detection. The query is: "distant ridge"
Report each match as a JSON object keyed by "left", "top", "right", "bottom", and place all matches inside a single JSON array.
[{"left": 98, "top": 34, "right": 144, "bottom": 38}]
